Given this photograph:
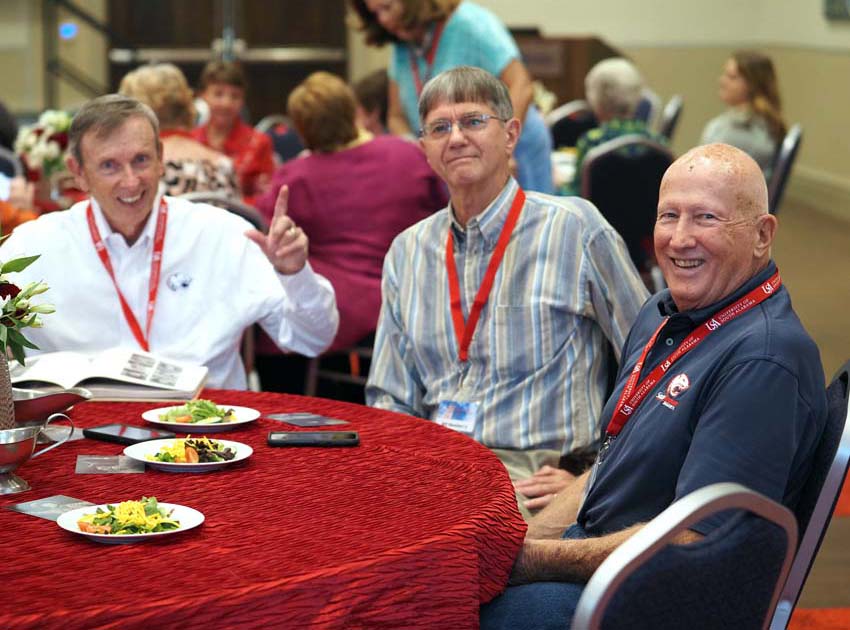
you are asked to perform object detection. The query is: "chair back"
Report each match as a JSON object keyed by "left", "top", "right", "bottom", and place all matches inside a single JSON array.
[
  {"left": 767, "top": 124, "right": 802, "bottom": 215},
  {"left": 633, "top": 87, "right": 661, "bottom": 128},
  {"left": 255, "top": 114, "right": 291, "bottom": 135},
  {"left": 0, "top": 146, "right": 24, "bottom": 178},
  {"left": 178, "top": 191, "right": 268, "bottom": 233},
  {"left": 581, "top": 135, "right": 673, "bottom": 272},
  {"left": 545, "top": 100, "right": 598, "bottom": 149},
  {"left": 770, "top": 359, "right": 850, "bottom": 629},
  {"left": 572, "top": 483, "right": 798, "bottom": 630},
  {"left": 304, "top": 333, "right": 375, "bottom": 403},
  {"left": 657, "top": 94, "right": 684, "bottom": 142}
]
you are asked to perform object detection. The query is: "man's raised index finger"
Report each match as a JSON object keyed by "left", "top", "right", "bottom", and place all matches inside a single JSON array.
[{"left": 273, "top": 185, "right": 290, "bottom": 219}]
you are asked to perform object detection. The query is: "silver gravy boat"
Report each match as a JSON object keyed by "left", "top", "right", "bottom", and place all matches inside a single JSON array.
[{"left": 0, "top": 413, "right": 75, "bottom": 495}]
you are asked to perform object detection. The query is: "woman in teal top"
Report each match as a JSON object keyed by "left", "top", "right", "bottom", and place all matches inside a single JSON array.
[{"left": 350, "top": 0, "right": 554, "bottom": 193}]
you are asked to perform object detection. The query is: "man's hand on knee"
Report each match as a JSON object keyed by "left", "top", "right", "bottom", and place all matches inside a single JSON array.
[{"left": 514, "top": 465, "right": 575, "bottom": 510}]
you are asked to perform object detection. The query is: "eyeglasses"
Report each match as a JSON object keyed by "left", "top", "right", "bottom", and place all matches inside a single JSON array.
[{"left": 419, "top": 113, "right": 507, "bottom": 140}]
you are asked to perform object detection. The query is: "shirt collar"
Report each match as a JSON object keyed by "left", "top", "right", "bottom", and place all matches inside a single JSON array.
[
  {"left": 448, "top": 177, "right": 519, "bottom": 248},
  {"left": 658, "top": 260, "right": 778, "bottom": 322},
  {"left": 89, "top": 191, "right": 164, "bottom": 249}
]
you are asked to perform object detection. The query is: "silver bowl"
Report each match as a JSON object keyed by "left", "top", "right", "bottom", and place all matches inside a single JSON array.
[
  {"left": 0, "top": 414, "right": 74, "bottom": 494},
  {"left": 13, "top": 387, "right": 91, "bottom": 425}
]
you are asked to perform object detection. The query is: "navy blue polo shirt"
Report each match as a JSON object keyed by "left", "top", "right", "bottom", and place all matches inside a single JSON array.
[{"left": 577, "top": 261, "right": 827, "bottom": 536}]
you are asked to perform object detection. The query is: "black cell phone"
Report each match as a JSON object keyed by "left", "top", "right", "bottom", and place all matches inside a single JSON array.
[
  {"left": 267, "top": 431, "right": 360, "bottom": 447},
  {"left": 83, "top": 423, "right": 176, "bottom": 446}
]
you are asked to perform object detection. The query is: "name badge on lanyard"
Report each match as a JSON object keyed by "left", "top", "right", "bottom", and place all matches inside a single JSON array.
[{"left": 434, "top": 400, "right": 480, "bottom": 434}]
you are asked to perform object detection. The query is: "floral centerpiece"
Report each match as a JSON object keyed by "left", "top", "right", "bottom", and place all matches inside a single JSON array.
[
  {"left": 14, "top": 110, "right": 73, "bottom": 181},
  {"left": 0, "top": 239, "right": 54, "bottom": 366}
]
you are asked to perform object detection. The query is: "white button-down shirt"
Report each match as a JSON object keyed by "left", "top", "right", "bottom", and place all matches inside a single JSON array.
[{"left": 1, "top": 194, "right": 339, "bottom": 388}]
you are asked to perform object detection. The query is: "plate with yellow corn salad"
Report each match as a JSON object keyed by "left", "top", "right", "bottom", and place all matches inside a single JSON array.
[{"left": 57, "top": 497, "right": 204, "bottom": 544}]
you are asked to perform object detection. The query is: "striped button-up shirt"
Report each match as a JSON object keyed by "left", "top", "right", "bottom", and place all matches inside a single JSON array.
[{"left": 366, "top": 178, "right": 649, "bottom": 453}]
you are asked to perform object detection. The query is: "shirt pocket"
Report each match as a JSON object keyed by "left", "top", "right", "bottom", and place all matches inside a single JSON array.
[{"left": 490, "top": 302, "right": 566, "bottom": 379}]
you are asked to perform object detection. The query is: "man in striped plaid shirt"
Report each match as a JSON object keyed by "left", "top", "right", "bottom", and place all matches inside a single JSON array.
[{"left": 366, "top": 67, "right": 648, "bottom": 519}]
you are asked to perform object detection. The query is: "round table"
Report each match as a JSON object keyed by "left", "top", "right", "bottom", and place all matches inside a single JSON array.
[{"left": 0, "top": 390, "right": 526, "bottom": 629}]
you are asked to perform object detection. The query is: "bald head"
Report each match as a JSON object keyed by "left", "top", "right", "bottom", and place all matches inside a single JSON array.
[
  {"left": 654, "top": 142, "right": 778, "bottom": 312},
  {"left": 662, "top": 143, "right": 768, "bottom": 220}
]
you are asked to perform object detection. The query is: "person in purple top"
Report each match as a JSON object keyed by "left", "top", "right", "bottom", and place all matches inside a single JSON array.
[{"left": 254, "top": 72, "right": 447, "bottom": 391}]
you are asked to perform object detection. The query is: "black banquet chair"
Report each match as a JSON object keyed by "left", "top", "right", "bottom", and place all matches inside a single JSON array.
[
  {"left": 767, "top": 124, "right": 802, "bottom": 216},
  {"left": 656, "top": 94, "right": 684, "bottom": 142},
  {"left": 633, "top": 87, "right": 662, "bottom": 128},
  {"left": 0, "top": 146, "right": 24, "bottom": 178},
  {"left": 571, "top": 482, "right": 798, "bottom": 630},
  {"left": 580, "top": 135, "right": 673, "bottom": 289},
  {"left": 770, "top": 359, "right": 850, "bottom": 629},
  {"left": 178, "top": 190, "right": 268, "bottom": 233},
  {"left": 545, "top": 100, "right": 598, "bottom": 149}
]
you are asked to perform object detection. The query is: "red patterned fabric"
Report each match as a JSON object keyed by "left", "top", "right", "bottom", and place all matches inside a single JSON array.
[
  {"left": 0, "top": 390, "right": 526, "bottom": 629},
  {"left": 192, "top": 121, "right": 274, "bottom": 201}
]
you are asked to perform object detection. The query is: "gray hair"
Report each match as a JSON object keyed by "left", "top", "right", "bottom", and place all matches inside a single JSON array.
[
  {"left": 69, "top": 94, "right": 160, "bottom": 164},
  {"left": 418, "top": 66, "right": 513, "bottom": 127},
  {"left": 585, "top": 58, "right": 644, "bottom": 120}
]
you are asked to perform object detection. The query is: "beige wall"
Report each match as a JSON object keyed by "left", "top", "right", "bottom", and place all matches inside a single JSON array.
[
  {"left": 0, "top": 0, "right": 42, "bottom": 112},
  {"left": 0, "top": 0, "right": 106, "bottom": 114}
]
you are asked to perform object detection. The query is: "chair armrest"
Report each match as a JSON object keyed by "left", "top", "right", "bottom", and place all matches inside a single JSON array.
[{"left": 572, "top": 482, "right": 797, "bottom": 630}]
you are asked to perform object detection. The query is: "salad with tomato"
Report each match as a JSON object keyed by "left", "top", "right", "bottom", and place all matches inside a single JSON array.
[{"left": 148, "top": 437, "right": 237, "bottom": 464}]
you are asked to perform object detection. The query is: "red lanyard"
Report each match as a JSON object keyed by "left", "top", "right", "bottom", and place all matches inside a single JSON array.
[
  {"left": 446, "top": 188, "right": 525, "bottom": 362},
  {"left": 86, "top": 198, "right": 168, "bottom": 352},
  {"left": 410, "top": 20, "right": 446, "bottom": 95},
  {"left": 606, "top": 270, "right": 782, "bottom": 436}
]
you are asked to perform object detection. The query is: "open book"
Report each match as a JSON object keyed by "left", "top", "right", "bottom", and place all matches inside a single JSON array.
[{"left": 11, "top": 349, "right": 208, "bottom": 401}]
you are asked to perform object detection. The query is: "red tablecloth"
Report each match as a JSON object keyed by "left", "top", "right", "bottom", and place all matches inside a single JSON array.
[{"left": 0, "top": 390, "right": 526, "bottom": 629}]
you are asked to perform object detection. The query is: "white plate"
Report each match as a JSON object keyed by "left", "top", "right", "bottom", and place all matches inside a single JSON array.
[
  {"left": 142, "top": 405, "right": 260, "bottom": 433},
  {"left": 123, "top": 438, "right": 253, "bottom": 473},
  {"left": 57, "top": 502, "right": 204, "bottom": 544}
]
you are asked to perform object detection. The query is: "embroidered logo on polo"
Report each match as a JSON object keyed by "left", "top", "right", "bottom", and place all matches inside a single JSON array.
[
  {"left": 655, "top": 372, "right": 691, "bottom": 410},
  {"left": 166, "top": 272, "right": 192, "bottom": 291}
]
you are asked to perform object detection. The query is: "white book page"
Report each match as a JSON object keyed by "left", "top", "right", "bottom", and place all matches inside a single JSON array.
[
  {"left": 10, "top": 352, "right": 94, "bottom": 389},
  {"left": 92, "top": 348, "right": 207, "bottom": 392}
]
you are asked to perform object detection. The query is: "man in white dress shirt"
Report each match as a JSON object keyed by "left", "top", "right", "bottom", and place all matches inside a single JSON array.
[{"left": 1, "top": 94, "right": 338, "bottom": 388}]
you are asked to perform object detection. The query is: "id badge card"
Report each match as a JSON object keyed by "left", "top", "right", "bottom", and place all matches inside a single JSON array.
[{"left": 434, "top": 400, "right": 480, "bottom": 435}]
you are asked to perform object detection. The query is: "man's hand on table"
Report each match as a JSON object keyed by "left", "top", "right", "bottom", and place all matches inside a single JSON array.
[
  {"left": 246, "top": 184, "right": 308, "bottom": 275},
  {"left": 514, "top": 465, "right": 575, "bottom": 510}
]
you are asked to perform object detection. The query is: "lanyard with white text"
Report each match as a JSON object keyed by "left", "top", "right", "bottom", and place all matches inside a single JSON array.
[
  {"left": 605, "top": 270, "right": 782, "bottom": 438},
  {"left": 86, "top": 198, "right": 168, "bottom": 352},
  {"left": 410, "top": 20, "right": 446, "bottom": 95},
  {"left": 446, "top": 188, "right": 526, "bottom": 363}
]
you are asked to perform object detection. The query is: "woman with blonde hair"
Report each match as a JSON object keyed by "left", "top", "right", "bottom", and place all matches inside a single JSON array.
[
  {"left": 701, "top": 51, "right": 786, "bottom": 177},
  {"left": 119, "top": 63, "right": 238, "bottom": 197},
  {"left": 253, "top": 71, "right": 447, "bottom": 394}
]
